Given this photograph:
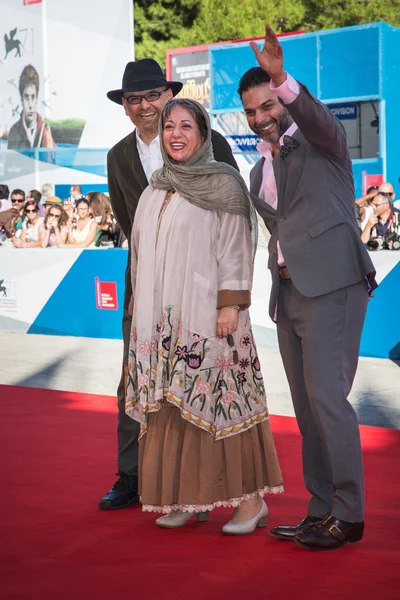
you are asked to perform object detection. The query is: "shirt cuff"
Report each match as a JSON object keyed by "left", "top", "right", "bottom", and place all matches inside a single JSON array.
[
  {"left": 270, "top": 72, "right": 300, "bottom": 105},
  {"left": 217, "top": 289, "right": 251, "bottom": 310}
]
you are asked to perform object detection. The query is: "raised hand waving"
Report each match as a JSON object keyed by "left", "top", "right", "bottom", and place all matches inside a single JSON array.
[{"left": 250, "top": 25, "right": 285, "bottom": 85}]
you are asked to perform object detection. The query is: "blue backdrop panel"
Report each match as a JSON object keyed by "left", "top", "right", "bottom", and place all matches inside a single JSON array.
[
  {"left": 210, "top": 35, "right": 318, "bottom": 112},
  {"left": 381, "top": 23, "right": 400, "bottom": 187},
  {"left": 319, "top": 25, "right": 380, "bottom": 100},
  {"left": 360, "top": 261, "right": 400, "bottom": 360},
  {"left": 28, "top": 249, "right": 128, "bottom": 339}
]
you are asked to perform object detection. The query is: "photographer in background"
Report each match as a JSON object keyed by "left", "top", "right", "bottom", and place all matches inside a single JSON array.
[
  {"left": 88, "top": 192, "right": 119, "bottom": 247},
  {"left": 355, "top": 186, "right": 378, "bottom": 232},
  {"left": 39, "top": 204, "right": 69, "bottom": 248},
  {"left": 361, "top": 192, "right": 400, "bottom": 251}
]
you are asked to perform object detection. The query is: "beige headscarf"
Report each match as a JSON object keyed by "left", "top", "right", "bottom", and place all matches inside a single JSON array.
[{"left": 150, "top": 99, "right": 258, "bottom": 257}]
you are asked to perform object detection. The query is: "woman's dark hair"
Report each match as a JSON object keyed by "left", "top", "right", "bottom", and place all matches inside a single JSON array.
[
  {"left": 29, "top": 189, "right": 41, "bottom": 203},
  {"left": 366, "top": 186, "right": 378, "bottom": 195},
  {"left": 161, "top": 99, "right": 208, "bottom": 142},
  {"left": 44, "top": 205, "right": 69, "bottom": 228},
  {"left": 23, "top": 199, "right": 39, "bottom": 216},
  {"left": 76, "top": 198, "right": 90, "bottom": 209},
  {"left": 0, "top": 184, "right": 10, "bottom": 200},
  {"left": 237, "top": 67, "right": 271, "bottom": 98}
]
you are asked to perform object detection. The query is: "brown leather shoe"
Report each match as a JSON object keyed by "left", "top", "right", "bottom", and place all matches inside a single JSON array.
[
  {"left": 294, "top": 515, "right": 364, "bottom": 550},
  {"left": 269, "top": 515, "right": 325, "bottom": 541}
]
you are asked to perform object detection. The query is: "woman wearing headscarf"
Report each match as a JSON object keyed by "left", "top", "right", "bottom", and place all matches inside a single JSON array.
[{"left": 126, "top": 99, "right": 283, "bottom": 534}]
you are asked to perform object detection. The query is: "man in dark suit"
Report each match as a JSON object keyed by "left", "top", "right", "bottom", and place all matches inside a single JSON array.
[
  {"left": 239, "top": 26, "right": 376, "bottom": 550},
  {"left": 100, "top": 59, "right": 238, "bottom": 510}
]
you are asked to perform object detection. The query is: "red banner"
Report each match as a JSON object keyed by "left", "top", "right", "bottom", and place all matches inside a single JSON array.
[
  {"left": 23, "top": 0, "right": 42, "bottom": 6},
  {"left": 95, "top": 278, "right": 118, "bottom": 310}
]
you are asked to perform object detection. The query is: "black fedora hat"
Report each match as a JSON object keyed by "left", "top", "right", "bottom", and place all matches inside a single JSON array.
[{"left": 107, "top": 59, "right": 183, "bottom": 105}]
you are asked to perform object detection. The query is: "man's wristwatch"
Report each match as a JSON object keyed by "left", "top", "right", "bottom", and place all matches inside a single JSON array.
[{"left": 226, "top": 304, "right": 240, "bottom": 311}]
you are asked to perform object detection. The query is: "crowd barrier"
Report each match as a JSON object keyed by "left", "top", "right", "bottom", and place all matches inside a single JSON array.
[{"left": 0, "top": 249, "right": 398, "bottom": 359}]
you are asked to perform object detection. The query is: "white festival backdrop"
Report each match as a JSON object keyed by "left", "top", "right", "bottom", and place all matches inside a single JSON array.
[{"left": 0, "top": 0, "right": 134, "bottom": 189}]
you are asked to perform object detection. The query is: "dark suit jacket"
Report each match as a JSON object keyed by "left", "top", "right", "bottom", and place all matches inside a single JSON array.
[
  {"left": 107, "top": 129, "right": 239, "bottom": 308},
  {"left": 249, "top": 82, "right": 376, "bottom": 320}
]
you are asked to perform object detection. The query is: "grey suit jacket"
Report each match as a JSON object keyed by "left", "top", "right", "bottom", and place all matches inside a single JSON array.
[
  {"left": 107, "top": 128, "right": 239, "bottom": 309},
  {"left": 250, "top": 82, "right": 376, "bottom": 320}
]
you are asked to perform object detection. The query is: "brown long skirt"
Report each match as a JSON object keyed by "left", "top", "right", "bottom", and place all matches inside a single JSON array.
[{"left": 139, "top": 404, "right": 283, "bottom": 513}]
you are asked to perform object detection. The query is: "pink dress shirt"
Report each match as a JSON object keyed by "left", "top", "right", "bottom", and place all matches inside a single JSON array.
[{"left": 256, "top": 72, "right": 300, "bottom": 266}]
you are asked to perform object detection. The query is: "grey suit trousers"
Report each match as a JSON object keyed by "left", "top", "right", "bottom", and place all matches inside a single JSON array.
[
  {"left": 276, "top": 278, "right": 368, "bottom": 522},
  {"left": 116, "top": 308, "right": 140, "bottom": 475}
]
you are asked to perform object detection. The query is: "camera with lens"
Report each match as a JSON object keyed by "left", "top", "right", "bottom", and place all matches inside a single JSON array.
[
  {"left": 367, "top": 236, "right": 385, "bottom": 251},
  {"left": 386, "top": 231, "right": 400, "bottom": 250}
]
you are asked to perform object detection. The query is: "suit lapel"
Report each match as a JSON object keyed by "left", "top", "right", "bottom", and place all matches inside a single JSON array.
[{"left": 123, "top": 130, "right": 148, "bottom": 190}]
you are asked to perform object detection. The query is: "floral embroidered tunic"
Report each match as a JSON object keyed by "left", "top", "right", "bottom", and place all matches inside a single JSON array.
[{"left": 126, "top": 186, "right": 269, "bottom": 440}]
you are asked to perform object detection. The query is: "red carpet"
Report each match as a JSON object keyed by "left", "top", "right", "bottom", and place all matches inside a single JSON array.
[{"left": 1, "top": 384, "right": 399, "bottom": 600}]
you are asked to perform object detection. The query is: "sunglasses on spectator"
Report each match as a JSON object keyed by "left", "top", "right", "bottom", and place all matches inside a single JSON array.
[
  {"left": 49, "top": 212, "right": 60, "bottom": 217},
  {"left": 11, "top": 198, "right": 25, "bottom": 203},
  {"left": 123, "top": 89, "right": 167, "bottom": 105},
  {"left": 25, "top": 209, "right": 38, "bottom": 214}
]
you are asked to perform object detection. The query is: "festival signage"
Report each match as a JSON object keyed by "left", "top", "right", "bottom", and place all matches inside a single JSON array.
[
  {"left": 170, "top": 50, "right": 210, "bottom": 108},
  {"left": 95, "top": 278, "right": 118, "bottom": 310},
  {"left": 328, "top": 103, "right": 358, "bottom": 120}
]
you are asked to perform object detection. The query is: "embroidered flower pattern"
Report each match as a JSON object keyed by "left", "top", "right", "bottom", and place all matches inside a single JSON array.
[
  {"left": 197, "top": 379, "right": 211, "bottom": 395},
  {"left": 213, "top": 355, "right": 234, "bottom": 370},
  {"left": 125, "top": 307, "right": 267, "bottom": 441},
  {"left": 138, "top": 374, "right": 149, "bottom": 388},
  {"left": 186, "top": 352, "right": 202, "bottom": 369},
  {"left": 175, "top": 345, "right": 189, "bottom": 361},
  {"left": 162, "top": 335, "right": 171, "bottom": 351},
  {"left": 138, "top": 339, "right": 152, "bottom": 354},
  {"left": 240, "top": 334, "right": 252, "bottom": 349},
  {"left": 239, "top": 358, "right": 250, "bottom": 369},
  {"left": 222, "top": 391, "right": 236, "bottom": 405},
  {"left": 237, "top": 371, "right": 247, "bottom": 384}
]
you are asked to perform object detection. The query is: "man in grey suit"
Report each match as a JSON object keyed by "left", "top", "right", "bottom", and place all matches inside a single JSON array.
[
  {"left": 99, "top": 59, "right": 238, "bottom": 510},
  {"left": 239, "top": 26, "right": 376, "bottom": 550}
]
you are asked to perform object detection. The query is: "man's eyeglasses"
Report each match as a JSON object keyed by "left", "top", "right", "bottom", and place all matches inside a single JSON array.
[
  {"left": 123, "top": 89, "right": 167, "bottom": 105},
  {"left": 11, "top": 198, "right": 25, "bottom": 203}
]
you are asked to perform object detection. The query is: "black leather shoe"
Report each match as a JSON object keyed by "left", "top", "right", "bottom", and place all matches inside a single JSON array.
[
  {"left": 294, "top": 515, "right": 364, "bottom": 550},
  {"left": 99, "top": 472, "right": 139, "bottom": 510},
  {"left": 270, "top": 515, "right": 325, "bottom": 540}
]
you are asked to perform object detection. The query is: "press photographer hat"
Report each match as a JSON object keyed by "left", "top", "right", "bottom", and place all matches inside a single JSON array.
[{"left": 107, "top": 59, "right": 183, "bottom": 105}]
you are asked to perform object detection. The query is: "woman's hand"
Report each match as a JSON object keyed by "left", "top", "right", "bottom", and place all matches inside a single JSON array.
[{"left": 217, "top": 307, "right": 239, "bottom": 338}]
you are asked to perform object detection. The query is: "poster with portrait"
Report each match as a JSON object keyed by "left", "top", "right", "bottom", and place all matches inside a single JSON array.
[
  {"left": 1, "top": 0, "right": 133, "bottom": 192},
  {"left": 0, "top": 0, "right": 48, "bottom": 150}
]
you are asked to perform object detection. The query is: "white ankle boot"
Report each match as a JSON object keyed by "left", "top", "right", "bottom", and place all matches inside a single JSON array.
[
  {"left": 222, "top": 499, "right": 268, "bottom": 535},
  {"left": 156, "top": 511, "right": 209, "bottom": 529}
]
